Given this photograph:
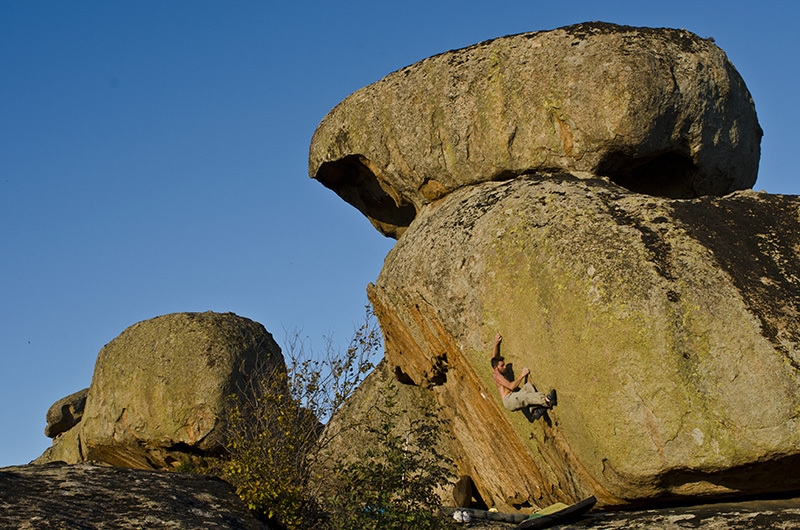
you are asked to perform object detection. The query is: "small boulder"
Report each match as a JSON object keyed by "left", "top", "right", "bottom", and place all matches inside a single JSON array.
[{"left": 44, "top": 388, "right": 88, "bottom": 438}]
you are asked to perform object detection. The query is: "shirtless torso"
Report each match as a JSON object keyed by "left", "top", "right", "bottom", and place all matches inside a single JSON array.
[
  {"left": 491, "top": 334, "right": 529, "bottom": 398},
  {"left": 490, "top": 333, "right": 555, "bottom": 413}
]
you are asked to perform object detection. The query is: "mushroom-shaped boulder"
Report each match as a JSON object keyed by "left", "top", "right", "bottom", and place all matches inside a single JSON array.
[{"left": 309, "top": 22, "right": 762, "bottom": 238}]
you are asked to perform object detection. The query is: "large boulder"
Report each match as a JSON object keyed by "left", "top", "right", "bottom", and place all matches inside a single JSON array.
[
  {"left": 367, "top": 175, "right": 800, "bottom": 509},
  {"left": 36, "top": 312, "right": 283, "bottom": 469},
  {"left": 309, "top": 22, "right": 762, "bottom": 238}
]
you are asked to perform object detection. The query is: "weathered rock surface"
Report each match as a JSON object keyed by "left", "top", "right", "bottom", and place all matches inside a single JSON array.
[
  {"left": 318, "top": 359, "right": 457, "bottom": 481},
  {"left": 0, "top": 462, "right": 267, "bottom": 529},
  {"left": 309, "top": 22, "right": 762, "bottom": 238},
  {"left": 36, "top": 312, "right": 283, "bottom": 470},
  {"left": 367, "top": 175, "right": 800, "bottom": 510}
]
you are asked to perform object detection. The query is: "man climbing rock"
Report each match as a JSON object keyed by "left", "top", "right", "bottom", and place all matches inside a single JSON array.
[{"left": 491, "top": 333, "right": 556, "bottom": 419}]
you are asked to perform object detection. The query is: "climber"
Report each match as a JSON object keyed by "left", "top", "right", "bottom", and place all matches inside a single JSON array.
[{"left": 491, "top": 333, "right": 557, "bottom": 419}]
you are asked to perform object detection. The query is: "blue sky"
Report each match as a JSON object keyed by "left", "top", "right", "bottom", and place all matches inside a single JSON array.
[{"left": 1, "top": 1, "right": 797, "bottom": 467}]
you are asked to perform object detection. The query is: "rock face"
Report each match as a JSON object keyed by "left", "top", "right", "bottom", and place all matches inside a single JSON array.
[
  {"left": 367, "top": 175, "right": 800, "bottom": 509},
  {"left": 319, "top": 359, "right": 456, "bottom": 470},
  {"left": 0, "top": 462, "right": 267, "bottom": 529},
  {"left": 309, "top": 22, "right": 762, "bottom": 238},
  {"left": 36, "top": 312, "right": 283, "bottom": 469}
]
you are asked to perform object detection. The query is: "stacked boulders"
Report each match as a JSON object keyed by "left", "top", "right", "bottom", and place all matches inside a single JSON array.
[{"left": 310, "top": 23, "right": 800, "bottom": 511}]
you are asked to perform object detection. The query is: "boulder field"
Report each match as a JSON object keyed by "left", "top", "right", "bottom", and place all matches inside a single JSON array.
[{"left": 310, "top": 23, "right": 799, "bottom": 510}]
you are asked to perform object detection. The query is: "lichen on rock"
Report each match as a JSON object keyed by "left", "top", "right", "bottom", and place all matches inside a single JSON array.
[
  {"left": 36, "top": 311, "right": 283, "bottom": 470},
  {"left": 367, "top": 175, "right": 800, "bottom": 508},
  {"left": 309, "top": 22, "right": 762, "bottom": 238}
]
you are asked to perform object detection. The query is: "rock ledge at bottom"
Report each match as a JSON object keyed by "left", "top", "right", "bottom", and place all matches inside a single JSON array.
[{"left": 0, "top": 462, "right": 267, "bottom": 529}]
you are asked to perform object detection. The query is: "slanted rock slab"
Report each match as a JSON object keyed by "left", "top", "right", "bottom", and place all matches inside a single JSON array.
[{"left": 310, "top": 22, "right": 761, "bottom": 238}]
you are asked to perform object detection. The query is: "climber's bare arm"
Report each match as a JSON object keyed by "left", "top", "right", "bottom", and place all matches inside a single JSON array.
[{"left": 492, "top": 333, "right": 502, "bottom": 359}]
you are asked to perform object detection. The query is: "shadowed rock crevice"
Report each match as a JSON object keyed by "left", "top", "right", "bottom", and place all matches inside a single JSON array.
[
  {"left": 655, "top": 455, "right": 800, "bottom": 504},
  {"left": 430, "top": 354, "right": 449, "bottom": 386},
  {"left": 597, "top": 150, "right": 700, "bottom": 198},
  {"left": 315, "top": 154, "right": 416, "bottom": 238},
  {"left": 394, "top": 365, "right": 416, "bottom": 385}
]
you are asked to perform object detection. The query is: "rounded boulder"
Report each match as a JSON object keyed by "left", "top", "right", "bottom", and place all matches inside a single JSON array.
[{"left": 78, "top": 312, "right": 283, "bottom": 469}]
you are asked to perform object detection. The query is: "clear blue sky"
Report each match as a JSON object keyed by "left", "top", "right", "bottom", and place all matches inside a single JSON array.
[{"left": 1, "top": 1, "right": 797, "bottom": 467}]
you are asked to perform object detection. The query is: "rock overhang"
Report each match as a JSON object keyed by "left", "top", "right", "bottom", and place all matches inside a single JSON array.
[{"left": 308, "top": 22, "right": 762, "bottom": 239}]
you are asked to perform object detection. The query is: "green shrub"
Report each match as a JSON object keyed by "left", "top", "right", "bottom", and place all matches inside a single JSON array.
[
  {"left": 223, "top": 361, "right": 314, "bottom": 527},
  {"left": 220, "top": 305, "right": 455, "bottom": 529},
  {"left": 323, "top": 379, "right": 455, "bottom": 530}
]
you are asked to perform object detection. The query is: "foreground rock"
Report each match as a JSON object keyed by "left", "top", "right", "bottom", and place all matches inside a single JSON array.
[
  {"left": 2, "top": 463, "right": 797, "bottom": 530},
  {"left": 309, "top": 22, "right": 761, "bottom": 237},
  {"left": 462, "top": 496, "right": 800, "bottom": 529},
  {"left": 367, "top": 175, "right": 800, "bottom": 510},
  {"left": 37, "top": 312, "right": 283, "bottom": 469},
  {"left": 0, "top": 462, "right": 266, "bottom": 529}
]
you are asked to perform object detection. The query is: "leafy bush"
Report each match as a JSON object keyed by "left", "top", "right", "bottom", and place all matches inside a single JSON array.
[
  {"left": 223, "top": 359, "right": 313, "bottom": 527},
  {"left": 323, "top": 379, "right": 455, "bottom": 530},
  {"left": 220, "top": 306, "right": 455, "bottom": 529}
]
